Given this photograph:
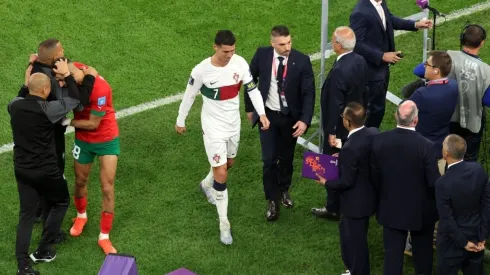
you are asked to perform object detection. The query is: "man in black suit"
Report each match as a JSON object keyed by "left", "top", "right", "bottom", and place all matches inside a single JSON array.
[
  {"left": 350, "top": 0, "right": 432, "bottom": 128},
  {"left": 435, "top": 134, "right": 490, "bottom": 275},
  {"left": 316, "top": 102, "right": 378, "bottom": 275},
  {"left": 244, "top": 25, "right": 315, "bottom": 221},
  {"left": 311, "top": 26, "right": 369, "bottom": 220},
  {"left": 371, "top": 100, "right": 440, "bottom": 275}
]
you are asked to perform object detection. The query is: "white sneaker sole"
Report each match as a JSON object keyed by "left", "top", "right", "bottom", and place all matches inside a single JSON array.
[{"left": 30, "top": 253, "right": 56, "bottom": 263}]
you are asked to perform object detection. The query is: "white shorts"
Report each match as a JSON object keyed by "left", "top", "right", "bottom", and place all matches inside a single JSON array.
[{"left": 203, "top": 133, "right": 240, "bottom": 167}]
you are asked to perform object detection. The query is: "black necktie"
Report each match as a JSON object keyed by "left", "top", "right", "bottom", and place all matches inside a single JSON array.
[{"left": 276, "top": 56, "right": 289, "bottom": 115}]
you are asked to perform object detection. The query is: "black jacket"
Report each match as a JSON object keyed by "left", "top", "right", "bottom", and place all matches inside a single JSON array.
[{"left": 9, "top": 75, "right": 81, "bottom": 174}]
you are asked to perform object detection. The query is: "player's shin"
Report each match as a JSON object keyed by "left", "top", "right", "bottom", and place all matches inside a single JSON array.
[
  {"left": 74, "top": 196, "right": 87, "bottom": 218},
  {"left": 99, "top": 211, "right": 114, "bottom": 240},
  {"left": 212, "top": 180, "right": 229, "bottom": 225}
]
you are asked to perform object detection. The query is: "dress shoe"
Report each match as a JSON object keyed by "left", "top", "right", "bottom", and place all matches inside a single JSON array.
[
  {"left": 281, "top": 191, "right": 293, "bottom": 208},
  {"left": 311, "top": 207, "right": 340, "bottom": 220},
  {"left": 266, "top": 200, "right": 279, "bottom": 221}
]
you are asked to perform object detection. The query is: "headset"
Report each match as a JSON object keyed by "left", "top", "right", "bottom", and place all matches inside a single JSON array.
[{"left": 460, "top": 23, "right": 487, "bottom": 48}]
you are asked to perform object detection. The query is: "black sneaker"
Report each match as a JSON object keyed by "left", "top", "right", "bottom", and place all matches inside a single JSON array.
[
  {"left": 17, "top": 266, "right": 40, "bottom": 275},
  {"left": 30, "top": 249, "right": 56, "bottom": 263}
]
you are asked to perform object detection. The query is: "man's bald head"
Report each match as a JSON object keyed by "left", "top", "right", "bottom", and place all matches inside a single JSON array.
[
  {"left": 395, "top": 100, "right": 418, "bottom": 127},
  {"left": 28, "top": 73, "right": 51, "bottom": 98},
  {"left": 443, "top": 134, "right": 467, "bottom": 160},
  {"left": 333, "top": 26, "right": 356, "bottom": 51}
]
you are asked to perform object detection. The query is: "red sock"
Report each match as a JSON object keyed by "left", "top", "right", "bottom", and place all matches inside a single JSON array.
[
  {"left": 74, "top": 196, "right": 87, "bottom": 214},
  {"left": 100, "top": 212, "right": 114, "bottom": 234}
]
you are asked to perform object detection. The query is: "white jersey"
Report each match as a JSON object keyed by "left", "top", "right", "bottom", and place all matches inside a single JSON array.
[{"left": 177, "top": 54, "right": 265, "bottom": 138}]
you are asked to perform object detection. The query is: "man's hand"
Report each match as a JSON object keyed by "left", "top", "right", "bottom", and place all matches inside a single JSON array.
[
  {"left": 332, "top": 153, "right": 339, "bottom": 158},
  {"left": 293, "top": 121, "right": 307, "bottom": 137},
  {"left": 175, "top": 125, "right": 186, "bottom": 135},
  {"left": 315, "top": 173, "right": 327, "bottom": 186},
  {"left": 82, "top": 66, "right": 98, "bottom": 77},
  {"left": 61, "top": 117, "right": 72, "bottom": 126},
  {"left": 415, "top": 19, "right": 433, "bottom": 29},
  {"left": 24, "top": 65, "right": 33, "bottom": 86},
  {"left": 464, "top": 241, "right": 480, "bottom": 252},
  {"left": 28, "top": 53, "right": 38, "bottom": 64},
  {"left": 328, "top": 134, "right": 338, "bottom": 147},
  {"left": 383, "top": 51, "right": 403, "bottom": 64},
  {"left": 246, "top": 112, "right": 254, "bottom": 124},
  {"left": 259, "top": 115, "right": 270, "bottom": 130},
  {"left": 477, "top": 241, "right": 486, "bottom": 251},
  {"left": 53, "top": 59, "right": 69, "bottom": 77}
]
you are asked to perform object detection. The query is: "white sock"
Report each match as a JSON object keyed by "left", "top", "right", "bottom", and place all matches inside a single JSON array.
[
  {"left": 77, "top": 212, "right": 87, "bottom": 219},
  {"left": 202, "top": 167, "right": 214, "bottom": 188},
  {"left": 213, "top": 188, "right": 229, "bottom": 229},
  {"left": 99, "top": 233, "right": 109, "bottom": 240}
]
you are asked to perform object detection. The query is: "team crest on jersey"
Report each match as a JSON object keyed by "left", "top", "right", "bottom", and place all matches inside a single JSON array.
[
  {"left": 213, "top": 154, "right": 221, "bottom": 164},
  {"left": 97, "top": 96, "right": 106, "bottom": 106},
  {"left": 188, "top": 76, "right": 194, "bottom": 85},
  {"left": 233, "top": 73, "right": 239, "bottom": 83}
]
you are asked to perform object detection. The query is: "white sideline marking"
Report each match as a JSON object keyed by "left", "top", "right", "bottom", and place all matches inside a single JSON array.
[{"left": 1, "top": 2, "right": 489, "bottom": 155}]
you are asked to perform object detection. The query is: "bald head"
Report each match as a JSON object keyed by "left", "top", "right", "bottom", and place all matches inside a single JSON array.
[
  {"left": 443, "top": 134, "right": 467, "bottom": 160},
  {"left": 395, "top": 100, "right": 418, "bottom": 127},
  {"left": 28, "top": 73, "right": 51, "bottom": 97},
  {"left": 333, "top": 26, "right": 356, "bottom": 51}
]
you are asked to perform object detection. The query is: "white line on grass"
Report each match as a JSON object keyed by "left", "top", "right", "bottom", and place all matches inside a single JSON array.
[{"left": 0, "top": 2, "right": 489, "bottom": 155}]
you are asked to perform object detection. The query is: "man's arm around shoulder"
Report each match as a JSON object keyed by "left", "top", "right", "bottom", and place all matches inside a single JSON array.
[{"left": 42, "top": 75, "right": 81, "bottom": 123}]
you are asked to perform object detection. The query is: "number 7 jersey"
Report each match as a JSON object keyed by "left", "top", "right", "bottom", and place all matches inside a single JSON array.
[{"left": 176, "top": 54, "right": 257, "bottom": 138}]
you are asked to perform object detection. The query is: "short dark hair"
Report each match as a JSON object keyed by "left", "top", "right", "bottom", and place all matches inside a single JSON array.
[
  {"left": 38, "top": 38, "right": 60, "bottom": 61},
  {"left": 428, "top": 51, "right": 452, "bottom": 77},
  {"left": 343, "top": 102, "right": 366, "bottom": 127},
  {"left": 214, "top": 30, "right": 236, "bottom": 46},
  {"left": 462, "top": 25, "right": 487, "bottom": 48},
  {"left": 444, "top": 134, "right": 467, "bottom": 160},
  {"left": 271, "top": 25, "right": 290, "bottom": 37}
]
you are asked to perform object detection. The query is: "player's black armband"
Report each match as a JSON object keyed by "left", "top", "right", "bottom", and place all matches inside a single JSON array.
[{"left": 244, "top": 81, "right": 257, "bottom": 93}]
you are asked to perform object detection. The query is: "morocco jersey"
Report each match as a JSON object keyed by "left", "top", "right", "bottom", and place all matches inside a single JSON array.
[
  {"left": 73, "top": 63, "right": 119, "bottom": 143},
  {"left": 176, "top": 54, "right": 265, "bottom": 138}
]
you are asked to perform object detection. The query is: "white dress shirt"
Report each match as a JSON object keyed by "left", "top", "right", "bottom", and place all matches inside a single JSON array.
[
  {"left": 447, "top": 160, "right": 463, "bottom": 169},
  {"left": 336, "top": 51, "right": 352, "bottom": 62},
  {"left": 396, "top": 125, "right": 415, "bottom": 131},
  {"left": 370, "top": 0, "right": 386, "bottom": 30},
  {"left": 265, "top": 50, "right": 288, "bottom": 111},
  {"left": 347, "top": 126, "right": 365, "bottom": 138}
]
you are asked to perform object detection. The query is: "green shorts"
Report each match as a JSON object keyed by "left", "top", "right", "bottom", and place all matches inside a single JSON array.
[{"left": 73, "top": 137, "right": 120, "bottom": 164}]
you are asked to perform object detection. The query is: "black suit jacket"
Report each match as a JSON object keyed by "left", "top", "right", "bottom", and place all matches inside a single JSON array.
[
  {"left": 321, "top": 52, "right": 368, "bottom": 150},
  {"left": 371, "top": 128, "right": 440, "bottom": 230},
  {"left": 435, "top": 161, "right": 490, "bottom": 250},
  {"left": 350, "top": 0, "right": 417, "bottom": 80},
  {"left": 327, "top": 127, "right": 379, "bottom": 218},
  {"left": 244, "top": 47, "right": 315, "bottom": 127}
]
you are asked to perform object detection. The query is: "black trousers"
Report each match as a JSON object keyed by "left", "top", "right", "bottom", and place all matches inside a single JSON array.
[
  {"left": 340, "top": 216, "right": 370, "bottom": 275},
  {"left": 37, "top": 126, "right": 66, "bottom": 220},
  {"left": 15, "top": 167, "right": 69, "bottom": 269},
  {"left": 436, "top": 237, "right": 485, "bottom": 275},
  {"left": 259, "top": 108, "right": 297, "bottom": 201},
  {"left": 449, "top": 119, "right": 484, "bottom": 162},
  {"left": 322, "top": 145, "right": 341, "bottom": 213},
  {"left": 365, "top": 71, "right": 390, "bottom": 128},
  {"left": 383, "top": 225, "right": 434, "bottom": 275}
]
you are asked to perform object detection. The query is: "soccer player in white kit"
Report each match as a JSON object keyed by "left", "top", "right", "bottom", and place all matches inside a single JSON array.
[{"left": 175, "top": 30, "right": 270, "bottom": 245}]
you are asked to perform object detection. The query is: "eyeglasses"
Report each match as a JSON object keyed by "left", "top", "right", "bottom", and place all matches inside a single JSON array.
[
  {"left": 340, "top": 114, "right": 351, "bottom": 122},
  {"left": 424, "top": 61, "right": 437, "bottom": 68}
]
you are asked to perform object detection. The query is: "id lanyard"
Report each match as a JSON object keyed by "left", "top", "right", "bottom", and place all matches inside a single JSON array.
[
  {"left": 272, "top": 57, "right": 289, "bottom": 107},
  {"left": 427, "top": 78, "right": 448, "bottom": 86}
]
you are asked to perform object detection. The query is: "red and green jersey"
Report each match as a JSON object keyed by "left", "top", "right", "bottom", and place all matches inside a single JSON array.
[{"left": 73, "top": 62, "right": 119, "bottom": 143}]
